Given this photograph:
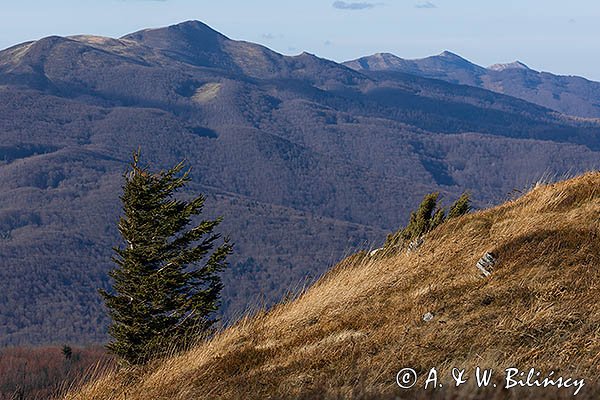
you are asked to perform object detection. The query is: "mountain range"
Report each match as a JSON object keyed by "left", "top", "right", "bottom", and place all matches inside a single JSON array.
[
  {"left": 344, "top": 51, "right": 600, "bottom": 118},
  {"left": 0, "top": 20, "right": 598, "bottom": 345}
]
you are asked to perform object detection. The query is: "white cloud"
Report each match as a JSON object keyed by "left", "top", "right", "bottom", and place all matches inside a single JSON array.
[
  {"left": 415, "top": 2, "right": 437, "bottom": 9},
  {"left": 332, "top": 1, "right": 381, "bottom": 10}
]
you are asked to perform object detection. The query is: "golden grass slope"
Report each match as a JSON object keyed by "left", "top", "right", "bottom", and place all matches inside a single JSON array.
[{"left": 67, "top": 172, "right": 600, "bottom": 399}]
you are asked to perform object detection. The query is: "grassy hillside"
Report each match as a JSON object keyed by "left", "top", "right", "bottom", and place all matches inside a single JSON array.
[
  {"left": 1, "top": 20, "right": 600, "bottom": 346},
  {"left": 65, "top": 172, "right": 600, "bottom": 399}
]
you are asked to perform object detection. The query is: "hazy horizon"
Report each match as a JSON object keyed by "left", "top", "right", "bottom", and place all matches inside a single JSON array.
[{"left": 1, "top": 0, "right": 600, "bottom": 81}]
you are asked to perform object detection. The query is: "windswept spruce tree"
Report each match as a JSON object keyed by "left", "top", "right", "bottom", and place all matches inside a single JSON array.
[
  {"left": 100, "top": 153, "right": 232, "bottom": 364},
  {"left": 385, "top": 192, "right": 472, "bottom": 249}
]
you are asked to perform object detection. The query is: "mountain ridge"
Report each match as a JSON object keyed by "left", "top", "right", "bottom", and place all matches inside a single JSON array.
[
  {"left": 488, "top": 60, "right": 530, "bottom": 71},
  {"left": 0, "top": 20, "right": 599, "bottom": 346},
  {"left": 344, "top": 51, "right": 600, "bottom": 118}
]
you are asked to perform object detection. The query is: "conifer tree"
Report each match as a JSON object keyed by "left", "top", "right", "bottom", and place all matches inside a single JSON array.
[
  {"left": 448, "top": 192, "right": 472, "bottom": 219},
  {"left": 62, "top": 345, "right": 72, "bottom": 361},
  {"left": 401, "top": 192, "right": 441, "bottom": 242},
  {"left": 100, "top": 153, "right": 232, "bottom": 364},
  {"left": 384, "top": 191, "right": 473, "bottom": 250}
]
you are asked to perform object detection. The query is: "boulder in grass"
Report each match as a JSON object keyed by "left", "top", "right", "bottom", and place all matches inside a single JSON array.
[
  {"left": 406, "top": 237, "right": 425, "bottom": 253},
  {"left": 476, "top": 252, "right": 497, "bottom": 277}
]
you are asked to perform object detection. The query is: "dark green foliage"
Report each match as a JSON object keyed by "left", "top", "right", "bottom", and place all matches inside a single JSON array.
[
  {"left": 401, "top": 193, "right": 442, "bottom": 243},
  {"left": 100, "top": 153, "right": 232, "bottom": 365},
  {"left": 385, "top": 192, "right": 472, "bottom": 249},
  {"left": 61, "top": 345, "right": 72, "bottom": 360},
  {"left": 430, "top": 208, "right": 446, "bottom": 231},
  {"left": 448, "top": 192, "right": 472, "bottom": 219}
]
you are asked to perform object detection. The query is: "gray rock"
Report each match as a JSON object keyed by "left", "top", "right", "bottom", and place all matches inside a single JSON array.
[
  {"left": 476, "top": 252, "right": 497, "bottom": 277},
  {"left": 369, "top": 247, "right": 383, "bottom": 257},
  {"left": 407, "top": 237, "right": 425, "bottom": 253}
]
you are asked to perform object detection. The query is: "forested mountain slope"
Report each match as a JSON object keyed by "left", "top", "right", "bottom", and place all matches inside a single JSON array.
[
  {"left": 0, "top": 20, "right": 598, "bottom": 345},
  {"left": 345, "top": 51, "right": 600, "bottom": 118}
]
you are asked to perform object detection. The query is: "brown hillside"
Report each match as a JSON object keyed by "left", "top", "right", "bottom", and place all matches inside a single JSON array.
[
  {"left": 67, "top": 173, "right": 600, "bottom": 399},
  {"left": 2, "top": 20, "right": 600, "bottom": 346}
]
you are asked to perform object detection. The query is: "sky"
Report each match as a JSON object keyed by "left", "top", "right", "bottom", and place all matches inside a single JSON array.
[{"left": 1, "top": 0, "right": 600, "bottom": 80}]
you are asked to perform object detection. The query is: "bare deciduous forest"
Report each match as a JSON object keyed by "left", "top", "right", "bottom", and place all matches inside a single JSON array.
[
  {"left": 0, "top": 20, "right": 598, "bottom": 354},
  {"left": 0, "top": 346, "right": 111, "bottom": 399}
]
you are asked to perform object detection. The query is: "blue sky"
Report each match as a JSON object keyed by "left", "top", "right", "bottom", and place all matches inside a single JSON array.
[{"left": 1, "top": 0, "right": 600, "bottom": 80}]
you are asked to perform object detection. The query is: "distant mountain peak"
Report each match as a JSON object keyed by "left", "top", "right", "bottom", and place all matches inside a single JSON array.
[
  {"left": 343, "top": 50, "right": 485, "bottom": 75},
  {"left": 488, "top": 61, "right": 531, "bottom": 71},
  {"left": 373, "top": 52, "right": 399, "bottom": 59},
  {"left": 118, "top": 20, "right": 234, "bottom": 69},
  {"left": 432, "top": 51, "right": 481, "bottom": 66},
  {"left": 438, "top": 50, "right": 462, "bottom": 59},
  {"left": 173, "top": 20, "right": 215, "bottom": 29},
  {"left": 423, "top": 51, "right": 486, "bottom": 74},
  {"left": 138, "top": 20, "right": 221, "bottom": 34},
  {"left": 121, "top": 20, "right": 228, "bottom": 46},
  {"left": 168, "top": 20, "right": 227, "bottom": 37}
]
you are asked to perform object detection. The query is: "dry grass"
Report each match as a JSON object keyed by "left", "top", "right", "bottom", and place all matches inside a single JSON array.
[
  {"left": 66, "top": 172, "right": 600, "bottom": 399},
  {"left": 191, "top": 83, "right": 222, "bottom": 103}
]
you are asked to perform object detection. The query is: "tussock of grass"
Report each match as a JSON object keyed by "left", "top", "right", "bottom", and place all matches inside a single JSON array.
[{"left": 66, "top": 172, "right": 600, "bottom": 399}]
